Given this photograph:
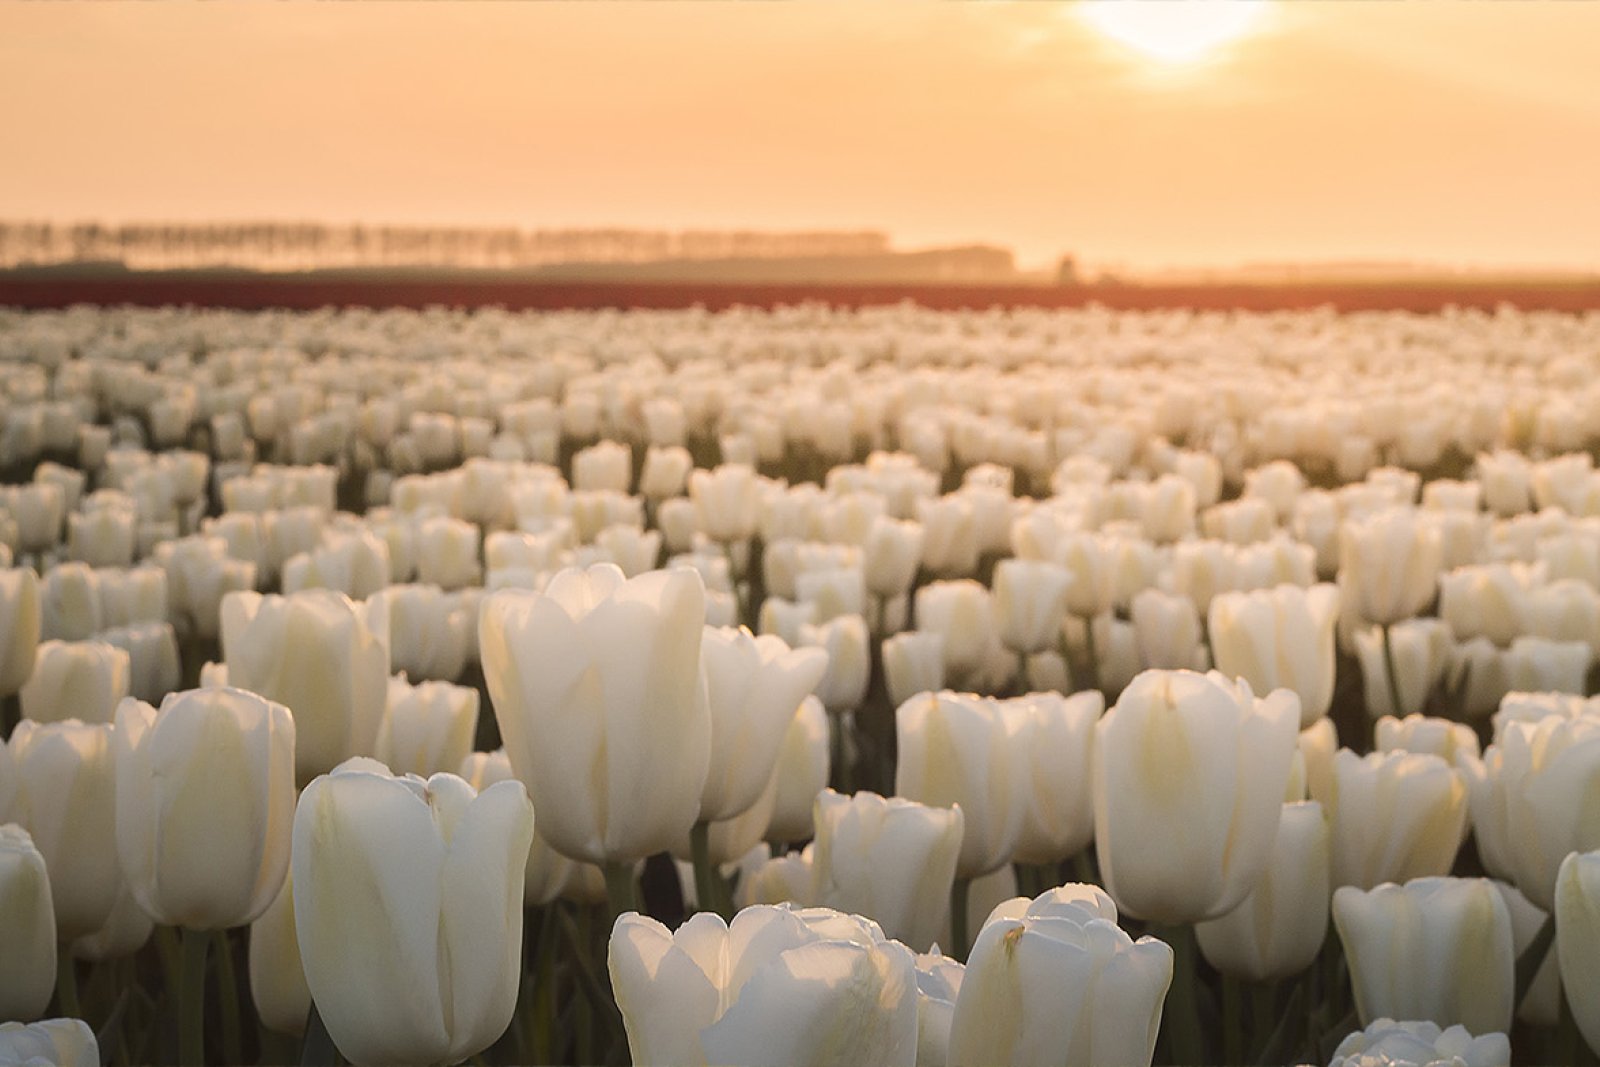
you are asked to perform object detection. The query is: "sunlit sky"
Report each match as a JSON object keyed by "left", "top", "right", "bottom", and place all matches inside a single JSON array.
[{"left": 4, "top": 1, "right": 1599, "bottom": 272}]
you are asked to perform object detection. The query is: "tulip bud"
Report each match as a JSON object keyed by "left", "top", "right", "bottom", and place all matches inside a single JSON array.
[
  {"left": 1209, "top": 583, "right": 1340, "bottom": 726},
  {"left": 896, "top": 692, "right": 1025, "bottom": 879},
  {"left": 114, "top": 688, "right": 295, "bottom": 929},
  {"left": 1196, "top": 801, "right": 1330, "bottom": 982},
  {"left": 1005, "top": 691, "right": 1101, "bottom": 866},
  {"left": 0, "top": 824, "right": 56, "bottom": 1021},
  {"left": 0, "top": 567, "right": 41, "bottom": 697},
  {"left": 1327, "top": 749, "right": 1466, "bottom": 890},
  {"left": 1504, "top": 635, "right": 1592, "bottom": 694},
  {"left": 1462, "top": 715, "right": 1600, "bottom": 911},
  {"left": 458, "top": 749, "right": 581, "bottom": 906},
  {"left": 882, "top": 632, "right": 946, "bottom": 710},
  {"left": 376, "top": 676, "right": 479, "bottom": 778},
  {"left": 19, "top": 639, "right": 130, "bottom": 725},
  {"left": 992, "top": 559, "right": 1073, "bottom": 656},
  {"left": 739, "top": 845, "right": 817, "bottom": 909},
  {"left": 946, "top": 898, "right": 1172, "bottom": 1067},
  {"left": 292, "top": 760, "right": 535, "bottom": 1067},
  {"left": 609, "top": 904, "right": 919, "bottom": 1067},
  {"left": 1354, "top": 620, "right": 1453, "bottom": 718},
  {"left": 1094, "top": 670, "right": 1300, "bottom": 923},
  {"left": 1333, "top": 877, "right": 1514, "bottom": 1035},
  {"left": 812, "top": 789, "right": 964, "bottom": 952},
  {"left": 480, "top": 563, "right": 709, "bottom": 864},
  {"left": 757, "top": 596, "right": 817, "bottom": 649},
  {"left": 70, "top": 880, "right": 153, "bottom": 964},
  {"left": 1339, "top": 510, "right": 1442, "bottom": 625},
  {"left": 4, "top": 720, "right": 119, "bottom": 942},
  {"left": 221, "top": 590, "right": 389, "bottom": 782},
  {"left": 1327, "top": 1018, "right": 1510, "bottom": 1067}
]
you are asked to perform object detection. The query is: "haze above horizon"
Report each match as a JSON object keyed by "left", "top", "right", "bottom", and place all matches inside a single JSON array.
[{"left": 3, "top": 1, "right": 1597, "bottom": 274}]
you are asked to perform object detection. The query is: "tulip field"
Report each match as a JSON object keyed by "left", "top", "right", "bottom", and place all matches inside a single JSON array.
[{"left": 7, "top": 299, "right": 1600, "bottom": 1067}]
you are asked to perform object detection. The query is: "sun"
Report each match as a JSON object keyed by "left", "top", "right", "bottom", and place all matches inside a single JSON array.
[{"left": 1077, "top": 0, "right": 1270, "bottom": 64}]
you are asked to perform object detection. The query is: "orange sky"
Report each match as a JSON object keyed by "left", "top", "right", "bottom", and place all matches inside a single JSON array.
[{"left": 3, "top": 2, "right": 1599, "bottom": 271}]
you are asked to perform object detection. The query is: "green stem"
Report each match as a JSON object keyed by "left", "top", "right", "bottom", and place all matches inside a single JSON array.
[
  {"left": 1082, "top": 615, "right": 1102, "bottom": 694},
  {"left": 689, "top": 820, "right": 730, "bottom": 919},
  {"left": 1381, "top": 623, "right": 1407, "bottom": 718},
  {"left": 178, "top": 927, "right": 208, "bottom": 1067},
  {"left": 0, "top": 691, "right": 19, "bottom": 741},
  {"left": 950, "top": 876, "right": 972, "bottom": 962},
  {"left": 55, "top": 951, "right": 81, "bottom": 1019},
  {"left": 1156, "top": 923, "right": 1205, "bottom": 1066},
  {"left": 1249, "top": 982, "right": 1276, "bottom": 1063},
  {"left": 215, "top": 929, "right": 243, "bottom": 1066},
  {"left": 300, "top": 1000, "right": 340, "bottom": 1067},
  {"left": 830, "top": 711, "right": 851, "bottom": 794},
  {"left": 1222, "top": 974, "right": 1243, "bottom": 1066},
  {"left": 531, "top": 905, "right": 561, "bottom": 1065},
  {"left": 1514, "top": 913, "right": 1555, "bottom": 1016},
  {"left": 602, "top": 859, "right": 639, "bottom": 921}
]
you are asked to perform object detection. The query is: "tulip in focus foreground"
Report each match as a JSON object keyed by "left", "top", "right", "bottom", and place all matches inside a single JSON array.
[{"left": 291, "top": 758, "right": 535, "bottom": 1067}]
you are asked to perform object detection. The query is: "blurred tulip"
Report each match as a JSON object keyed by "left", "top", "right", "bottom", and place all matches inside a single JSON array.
[
  {"left": 1005, "top": 691, "right": 1101, "bottom": 866},
  {"left": 1374, "top": 714, "right": 1480, "bottom": 763},
  {"left": 896, "top": 692, "right": 1025, "bottom": 879},
  {"left": 221, "top": 589, "right": 389, "bottom": 782},
  {"left": 1333, "top": 877, "right": 1513, "bottom": 1035},
  {"left": 812, "top": 789, "right": 964, "bottom": 953},
  {"left": 1208, "top": 582, "right": 1340, "bottom": 726},
  {"left": 0, "top": 1018, "right": 98, "bottom": 1066},
  {"left": 1555, "top": 849, "right": 1600, "bottom": 1058},
  {"left": 1355, "top": 619, "right": 1453, "bottom": 718},
  {"left": 38, "top": 563, "right": 102, "bottom": 644},
  {"left": 1130, "top": 589, "right": 1208, "bottom": 672},
  {"left": 99, "top": 622, "right": 181, "bottom": 705},
  {"left": 1339, "top": 510, "right": 1442, "bottom": 625},
  {"left": 114, "top": 688, "right": 294, "bottom": 929},
  {"left": 801, "top": 614, "right": 871, "bottom": 714},
  {"left": 248, "top": 874, "right": 310, "bottom": 1038},
  {"left": 766, "top": 696, "right": 831, "bottom": 844},
  {"left": 690, "top": 464, "right": 760, "bottom": 544},
  {"left": 4, "top": 720, "right": 118, "bottom": 942},
  {"left": 864, "top": 517, "right": 925, "bottom": 599},
  {"left": 1327, "top": 1019, "right": 1509, "bottom": 1067},
  {"left": 699, "top": 628, "right": 827, "bottom": 823},
  {"left": 371, "top": 584, "right": 470, "bottom": 683},
  {"left": 1196, "top": 800, "right": 1330, "bottom": 982},
  {"left": 1327, "top": 749, "right": 1466, "bottom": 890},
  {"left": 1094, "top": 670, "right": 1299, "bottom": 923},
  {"left": 0, "top": 567, "right": 40, "bottom": 697},
  {"left": 991, "top": 559, "right": 1072, "bottom": 656},
  {"left": 458, "top": 749, "right": 581, "bottom": 906},
  {"left": 480, "top": 563, "right": 709, "bottom": 865},
  {"left": 1463, "top": 715, "right": 1600, "bottom": 911},
  {"left": 19, "top": 639, "right": 129, "bottom": 725},
  {"left": 376, "top": 676, "right": 479, "bottom": 778},
  {"left": 0, "top": 824, "right": 56, "bottom": 1022},
  {"left": 914, "top": 581, "right": 997, "bottom": 685},
  {"left": 292, "top": 759, "right": 535, "bottom": 1067}
]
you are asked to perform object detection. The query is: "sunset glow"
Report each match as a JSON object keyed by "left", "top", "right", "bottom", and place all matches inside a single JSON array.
[{"left": 1077, "top": 0, "right": 1270, "bottom": 64}]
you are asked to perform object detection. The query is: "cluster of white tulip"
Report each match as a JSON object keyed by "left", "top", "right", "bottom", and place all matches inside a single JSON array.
[{"left": 6, "top": 301, "right": 1600, "bottom": 1066}]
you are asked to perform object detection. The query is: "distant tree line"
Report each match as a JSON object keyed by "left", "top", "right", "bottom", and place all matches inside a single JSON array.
[{"left": 0, "top": 221, "right": 894, "bottom": 271}]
